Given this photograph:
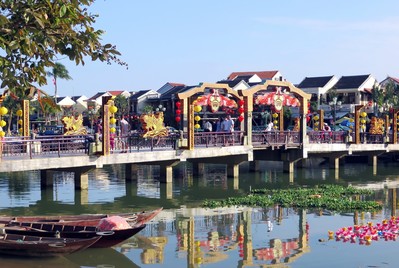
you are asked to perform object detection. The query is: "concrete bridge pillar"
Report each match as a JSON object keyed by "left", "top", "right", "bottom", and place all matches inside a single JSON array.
[
  {"left": 160, "top": 165, "right": 173, "bottom": 183},
  {"left": 192, "top": 162, "right": 205, "bottom": 176},
  {"left": 227, "top": 163, "right": 240, "bottom": 178},
  {"left": 368, "top": 155, "right": 378, "bottom": 175},
  {"left": 249, "top": 160, "right": 261, "bottom": 172},
  {"left": 40, "top": 170, "right": 55, "bottom": 189},
  {"left": 283, "top": 161, "right": 295, "bottom": 174},
  {"left": 74, "top": 170, "right": 89, "bottom": 190},
  {"left": 329, "top": 157, "right": 340, "bottom": 170},
  {"left": 125, "top": 163, "right": 140, "bottom": 181}
]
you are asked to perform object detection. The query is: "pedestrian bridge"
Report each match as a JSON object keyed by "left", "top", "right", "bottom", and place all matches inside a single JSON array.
[{"left": 0, "top": 129, "right": 398, "bottom": 189}]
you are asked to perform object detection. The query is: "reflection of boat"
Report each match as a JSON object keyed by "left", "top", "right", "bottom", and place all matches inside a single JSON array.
[
  {"left": 0, "top": 208, "right": 163, "bottom": 227},
  {"left": 0, "top": 233, "right": 99, "bottom": 257},
  {"left": 2, "top": 224, "right": 146, "bottom": 248},
  {"left": 0, "top": 255, "right": 79, "bottom": 268},
  {"left": 66, "top": 247, "right": 140, "bottom": 268}
]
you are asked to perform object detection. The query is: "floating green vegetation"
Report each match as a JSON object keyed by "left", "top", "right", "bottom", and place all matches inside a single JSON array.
[{"left": 202, "top": 184, "right": 382, "bottom": 212}]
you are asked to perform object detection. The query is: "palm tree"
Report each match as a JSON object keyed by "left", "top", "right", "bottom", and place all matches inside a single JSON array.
[{"left": 47, "top": 63, "right": 72, "bottom": 101}]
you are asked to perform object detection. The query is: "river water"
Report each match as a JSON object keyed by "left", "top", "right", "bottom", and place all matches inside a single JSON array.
[{"left": 1, "top": 159, "right": 399, "bottom": 267}]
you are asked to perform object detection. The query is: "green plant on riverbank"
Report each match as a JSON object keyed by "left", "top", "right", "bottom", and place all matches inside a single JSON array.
[{"left": 202, "top": 184, "right": 382, "bottom": 212}]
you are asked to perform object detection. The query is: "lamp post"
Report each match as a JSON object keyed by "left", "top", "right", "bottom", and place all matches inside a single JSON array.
[{"left": 329, "top": 97, "right": 342, "bottom": 126}]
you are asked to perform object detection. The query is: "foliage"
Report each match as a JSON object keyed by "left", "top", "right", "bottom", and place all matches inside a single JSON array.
[
  {"left": 114, "top": 94, "right": 129, "bottom": 118},
  {"left": 202, "top": 184, "right": 382, "bottom": 212},
  {"left": 47, "top": 63, "right": 72, "bottom": 99},
  {"left": 142, "top": 105, "right": 154, "bottom": 114},
  {"left": 0, "top": 0, "right": 127, "bottom": 97}
]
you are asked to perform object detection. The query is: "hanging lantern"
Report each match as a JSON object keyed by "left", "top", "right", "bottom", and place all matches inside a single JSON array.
[
  {"left": 361, "top": 119, "right": 366, "bottom": 124},
  {"left": 0, "top": 120, "right": 6, "bottom": 127},
  {"left": 0, "top": 107, "right": 8, "bottom": 116},
  {"left": 238, "top": 115, "right": 244, "bottom": 122},
  {"left": 16, "top": 110, "right": 23, "bottom": 117},
  {"left": 238, "top": 100, "right": 244, "bottom": 106},
  {"left": 109, "top": 105, "right": 118, "bottom": 114},
  {"left": 110, "top": 117, "right": 117, "bottom": 124},
  {"left": 176, "top": 101, "right": 181, "bottom": 108},
  {"left": 194, "top": 105, "right": 202, "bottom": 113},
  {"left": 361, "top": 112, "right": 367, "bottom": 118},
  {"left": 313, "top": 115, "right": 319, "bottom": 121},
  {"left": 175, "top": 109, "right": 181, "bottom": 115},
  {"left": 110, "top": 127, "right": 116, "bottom": 133},
  {"left": 175, "top": 116, "right": 181, "bottom": 123},
  {"left": 194, "top": 123, "right": 201, "bottom": 129},
  {"left": 273, "top": 120, "right": 278, "bottom": 125},
  {"left": 272, "top": 113, "right": 278, "bottom": 118},
  {"left": 194, "top": 115, "right": 201, "bottom": 122},
  {"left": 0, "top": 131, "right": 4, "bottom": 137},
  {"left": 18, "top": 128, "right": 23, "bottom": 133},
  {"left": 238, "top": 107, "right": 245, "bottom": 114},
  {"left": 18, "top": 119, "right": 23, "bottom": 125}
]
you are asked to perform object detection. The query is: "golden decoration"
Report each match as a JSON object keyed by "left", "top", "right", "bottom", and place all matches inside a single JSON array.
[
  {"left": 62, "top": 114, "right": 88, "bottom": 135},
  {"left": 140, "top": 112, "right": 168, "bottom": 138}
]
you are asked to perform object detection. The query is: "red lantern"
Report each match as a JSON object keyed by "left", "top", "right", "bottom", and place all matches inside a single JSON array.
[
  {"left": 238, "top": 115, "right": 244, "bottom": 122},
  {"left": 176, "top": 102, "right": 181, "bottom": 108},
  {"left": 238, "top": 107, "right": 245, "bottom": 114},
  {"left": 175, "top": 109, "right": 181, "bottom": 115},
  {"left": 238, "top": 100, "right": 244, "bottom": 106},
  {"left": 175, "top": 116, "right": 181, "bottom": 123}
]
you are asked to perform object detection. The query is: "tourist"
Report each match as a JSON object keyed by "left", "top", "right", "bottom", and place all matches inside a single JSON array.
[
  {"left": 120, "top": 117, "right": 130, "bottom": 152},
  {"left": 204, "top": 120, "right": 212, "bottom": 132}
]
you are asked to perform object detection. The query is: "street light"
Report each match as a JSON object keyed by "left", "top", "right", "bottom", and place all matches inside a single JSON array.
[{"left": 329, "top": 97, "right": 342, "bottom": 126}]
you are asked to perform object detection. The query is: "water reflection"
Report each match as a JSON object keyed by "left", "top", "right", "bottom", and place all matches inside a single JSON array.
[{"left": 1, "top": 161, "right": 399, "bottom": 267}]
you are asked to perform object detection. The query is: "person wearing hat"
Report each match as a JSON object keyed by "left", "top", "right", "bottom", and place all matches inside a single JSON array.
[{"left": 323, "top": 122, "right": 332, "bottom": 142}]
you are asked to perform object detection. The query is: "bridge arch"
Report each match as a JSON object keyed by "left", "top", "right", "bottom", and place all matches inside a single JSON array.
[
  {"left": 238, "top": 80, "right": 311, "bottom": 145},
  {"left": 177, "top": 83, "right": 242, "bottom": 149}
]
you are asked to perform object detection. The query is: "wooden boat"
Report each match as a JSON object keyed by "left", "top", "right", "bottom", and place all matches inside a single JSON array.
[
  {"left": 0, "top": 207, "right": 162, "bottom": 227},
  {"left": 2, "top": 223, "right": 146, "bottom": 248},
  {"left": 0, "top": 233, "right": 100, "bottom": 257}
]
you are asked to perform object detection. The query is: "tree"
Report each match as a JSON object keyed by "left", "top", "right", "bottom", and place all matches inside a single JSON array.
[
  {"left": 47, "top": 63, "right": 72, "bottom": 100},
  {"left": 0, "top": 0, "right": 127, "bottom": 97},
  {"left": 114, "top": 94, "right": 129, "bottom": 119}
]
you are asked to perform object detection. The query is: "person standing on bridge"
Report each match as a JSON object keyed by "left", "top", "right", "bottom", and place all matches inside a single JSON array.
[{"left": 120, "top": 117, "right": 130, "bottom": 153}]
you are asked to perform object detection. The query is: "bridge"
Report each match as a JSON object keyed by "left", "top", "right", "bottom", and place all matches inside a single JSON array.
[{"left": 0, "top": 129, "right": 397, "bottom": 190}]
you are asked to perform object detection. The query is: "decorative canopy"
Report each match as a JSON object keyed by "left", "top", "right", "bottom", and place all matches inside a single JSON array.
[
  {"left": 194, "top": 88, "right": 237, "bottom": 113},
  {"left": 255, "top": 86, "right": 300, "bottom": 112}
]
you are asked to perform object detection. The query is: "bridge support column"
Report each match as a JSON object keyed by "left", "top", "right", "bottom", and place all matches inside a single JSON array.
[
  {"left": 192, "top": 163, "right": 205, "bottom": 176},
  {"left": 249, "top": 160, "right": 260, "bottom": 172},
  {"left": 368, "top": 155, "right": 378, "bottom": 175},
  {"left": 125, "top": 164, "right": 139, "bottom": 181},
  {"left": 74, "top": 171, "right": 89, "bottom": 190},
  {"left": 283, "top": 161, "right": 295, "bottom": 174},
  {"left": 160, "top": 165, "right": 173, "bottom": 183},
  {"left": 74, "top": 189, "right": 89, "bottom": 205},
  {"left": 329, "top": 157, "right": 340, "bottom": 170},
  {"left": 227, "top": 163, "right": 239, "bottom": 178},
  {"left": 40, "top": 170, "right": 55, "bottom": 189}
]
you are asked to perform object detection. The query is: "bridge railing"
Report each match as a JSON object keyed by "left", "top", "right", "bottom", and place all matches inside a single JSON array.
[
  {"left": 192, "top": 131, "right": 244, "bottom": 147},
  {"left": 252, "top": 131, "right": 300, "bottom": 147},
  {"left": 1, "top": 135, "right": 90, "bottom": 159}
]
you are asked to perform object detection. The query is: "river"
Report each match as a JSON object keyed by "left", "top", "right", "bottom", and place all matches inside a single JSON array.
[{"left": 1, "top": 159, "right": 399, "bottom": 267}]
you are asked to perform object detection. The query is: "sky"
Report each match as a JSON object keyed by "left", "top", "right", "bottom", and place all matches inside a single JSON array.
[{"left": 41, "top": 0, "right": 399, "bottom": 98}]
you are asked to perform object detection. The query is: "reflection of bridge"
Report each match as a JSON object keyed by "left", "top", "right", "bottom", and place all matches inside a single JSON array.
[{"left": 123, "top": 207, "right": 310, "bottom": 267}]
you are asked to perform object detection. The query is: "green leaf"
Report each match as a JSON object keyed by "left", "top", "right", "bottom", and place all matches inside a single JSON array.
[{"left": 60, "top": 5, "right": 67, "bottom": 17}]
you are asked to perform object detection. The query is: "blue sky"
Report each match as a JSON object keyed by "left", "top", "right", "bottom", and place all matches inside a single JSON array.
[{"left": 43, "top": 0, "right": 399, "bottom": 98}]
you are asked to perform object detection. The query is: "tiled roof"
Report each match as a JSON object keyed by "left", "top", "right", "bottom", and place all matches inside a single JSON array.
[
  {"left": 107, "top": 90, "right": 125, "bottom": 96},
  {"left": 217, "top": 79, "right": 243, "bottom": 87},
  {"left": 168, "top": 83, "right": 185, "bottom": 87},
  {"left": 297, "top": 76, "right": 335, "bottom": 88},
  {"left": 227, "top": 71, "right": 279, "bottom": 80},
  {"left": 334, "top": 75, "right": 370, "bottom": 89},
  {"left": 130, "top": 90, "right": 151, "bottom": 100},
  {"left": 389, "top": 77, "right": 399, "bottom": 84},
  {"left": 160, "top": 85, "right": 187, "bottom": 100},
  {"left": 88, "top": 92, "right": 106, "bottom": 100}
]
